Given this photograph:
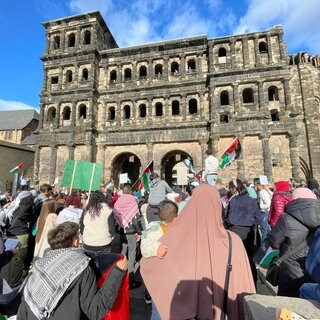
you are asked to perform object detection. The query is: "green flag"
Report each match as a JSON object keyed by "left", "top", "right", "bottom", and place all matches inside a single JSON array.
[{"left": 62, "top": 160, "right": 103, "bottom": 191}]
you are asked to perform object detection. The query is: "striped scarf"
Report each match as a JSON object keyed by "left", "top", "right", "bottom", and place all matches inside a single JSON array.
[{"left": 24, "top": 247, "right": 90, "bottom": 319}]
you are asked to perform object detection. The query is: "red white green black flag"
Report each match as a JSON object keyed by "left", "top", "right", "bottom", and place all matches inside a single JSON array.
[
  {"left": 9, "top": 162, "right": 24, "bottom": 173},
  {"left": 219, "top": 137, "right": 241, "bottom": 169}
]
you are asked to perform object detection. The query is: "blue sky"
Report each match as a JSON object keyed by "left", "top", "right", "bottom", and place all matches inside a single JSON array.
[{"left": 1, "top": 0, "right": 319, "bottom": 112}]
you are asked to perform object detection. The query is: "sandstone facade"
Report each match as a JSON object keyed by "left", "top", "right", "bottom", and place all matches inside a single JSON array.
[{"left": 23, "top": 11, "right": 320, "bottom": 186}]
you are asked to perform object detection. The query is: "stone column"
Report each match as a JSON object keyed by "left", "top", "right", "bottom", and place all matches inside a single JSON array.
[
  {"left": 254, "top": 36, "right": 259, "bottom": 66},
  {"left": 75, "top": 63, "right": 80, "bottom": 85},
  {"left": 278, "top": 31, "right": 286, "bottom": 61},
  {"left": 282, "top": 79, "right": 292, "bottom": 109},
  {"left": 116, "top": 100, "right": 121, "bottom": 127},
  {"left": 258, "top": 81, "right": 266, "bottom": 111},
  {"left": 288, "top": 131, "right": 301, "bottom": 181},
  {"left": 182, "top": 94, "right": 187, "bottom": 121},
  {"left": 237, "top": 134, "right": 245, "bottom": 178},
  {"left": 97, "top": 144, "right": 106, "bottom": 174},
  {"left": 50, "top": 144, "right": 58, "bottom": 184},
  {"left": 38, "top": 104, "right": 45, "bottom": 130},
  {"left": 67, "top": 141, "right": 75, "bottom": 160},
  {"left": 180, "top": 55, "right": 185, "bottom": 77},
  {"left": 146, "top": 142, "right": 154, "bottom": 164},
  {"left": 210, "top": 86, "right": 216, "bottom": 121},
  {"left": 55, "top": 102, "right": 61, "bottom": 128},
  {"left": 230, "top": 40, "right": 236, "bottom": 69},
  {"left": 199, "top": 138, "right": 208, "bottom": 168},
  {"left": 242, "top": 36, "right": 249, "bottom": 69},
  {"left": 86, "top": 141, "right": 93, "bottom": 162},
  {"left": 267, "top": 34, "right": 273, "bottom": 64},
  {"left": 233, "top": 84, "right": 240, "bottom": 114},
  {"left": 147, "top": 98, "right": 153, "bottom": 124},
  {"left": 199, "top": 92, "right": 204, "bottom": 119},
  {"left": 148, "top": 59, "right": 153, "bottom": 80},
  {"left": 71, "top": 101, "right": 76, "bottom": 126},
  {"left": 259, "top": 132, "right": 272, "bottom": 179},
  {"left": 118, "top": 64, "right": 122, "bottom": 83},
  {"left": 210, "top": 134, "right": 219, "bottom": 156},
  {"left": 132, "top": 62, "right": 137, "bottom": 82},
  {"left": 33, "top": 145, "right": 40, "bottom": 182},
  {"left": 42, "top": 68, "right": 48, "bottom": 92},
  {"left": 163, "top": 57, "right": 169, "bottom": 80},
  {"left": 58, "top": 67, "right": 63, "bottom": 90}
]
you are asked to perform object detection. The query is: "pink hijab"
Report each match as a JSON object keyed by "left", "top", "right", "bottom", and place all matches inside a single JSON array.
[
  {"left": 292, "top": 187, "right": 317, "bottom": 200},
  {"left": 140, "top": 184, "right": 255, "bottom": 320}
]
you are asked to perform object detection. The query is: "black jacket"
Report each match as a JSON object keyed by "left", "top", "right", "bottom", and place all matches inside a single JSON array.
[
  {"left": 7, "top": 204, "right": 33, "bottom": 236},
  {"left": 267, "top": 198, "right": 320, "bottom": 297},
  {"left": 17, "top": 264, "right": 125, "bottom": 320}
]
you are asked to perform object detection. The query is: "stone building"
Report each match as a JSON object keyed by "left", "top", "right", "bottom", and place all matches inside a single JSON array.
[
  {"left": 23, "top": 11, "right": 320, "bottom": 186},
  {"left": 0, "top": 110, "right": 39, "bottom": 144}
]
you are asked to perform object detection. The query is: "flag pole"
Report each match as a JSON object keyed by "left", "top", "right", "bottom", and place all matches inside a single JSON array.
[
  {"left": 219, "top": 136, "right": 238, "bottom": 159},
  {"left": 87, "top": 163, "right": 96, "bottom": 203},
  {"left": 132, "top": 160, "right": 153, "bottom": 189},
  {"left": 69, "top": 161, "right": 77, "bottom": 195}
]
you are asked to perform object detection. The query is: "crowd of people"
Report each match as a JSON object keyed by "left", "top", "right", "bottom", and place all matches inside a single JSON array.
[{"left": 1, "top": 158, "right": 320, "bottom": 319}]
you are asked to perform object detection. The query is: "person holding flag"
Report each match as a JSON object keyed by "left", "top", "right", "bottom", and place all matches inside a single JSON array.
[{"left": 204, "top": 149, "right": 219, "bottom": 186}]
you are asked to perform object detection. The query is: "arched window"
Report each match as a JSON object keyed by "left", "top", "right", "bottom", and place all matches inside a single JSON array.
[
  {"left": 155, "top": 64, "right": 163, "bottom": 77},
  {"left": 109, "top": 107, "right": 115, "bottom": 121},
  {"left": 189, "top": 99, "right": 198, "bottom": 114},
  {"left": 220, "top": 91, "right": 229, "bottom": 105},
  {"left": 66, "top": 70, "right": 73, "bottom": 83},
  {"left": 79, "top": 104, "right": 87, "bottom": 119},
  {"left": 270, "top": 109, "right": 280, "bottom": 121},
  {"left": 187, "top": 59, "right": 196, "bottom": 73},
  {"left": 124, "top": 68, "right": 132, "bottom": 81},
  {"left": 110, "top": 70, "right": 117, "bottom": 83},
  {"left": 83, "top": 30, "right": 91, "bottom": 45},
  {"left": 155, "top": 103, "right": 163, "bottom": 116},
  {"left": 82, "top": 69, "right": 88, "bottom": 81},
  {"left": 220, "top": 114, "right": 229, "bottom": 123},
  {"left": 218, "top": 47, "right": 227, "bottom": 63},
  {"left": 268, "top": 86, "right": 279, "bottom": 101},
  {"left": 171, "top": 62, "right": 179, "bottom": 75},
  {"left": 259, "top": 41, "right": 267, "bottom": 53},
  {"left": 53, "top": 36, "right": 60, "bottom": 49},
  {"left": 172, "top": 100, "right": 180, "bottom": 115},
  {"left": 68, "top": 33, "right": 75, "bottom": 47},
  {"left": 243, "top": 88, "right": 254, "bottom": 103},
  {"left": 139, "top": 66, "right": 147, "bottom": 79},
  {"left": 62, "top": 107, "right": 71, "bottom": 120},
  {"left": 124, "top": 105, "right": 131, "bottom": 119},
  {"left": 47, "top": 107, "right": 56, "bottom": 121},
  {"left": 139, "top": 104, "right": 146, "bottom": 118}
]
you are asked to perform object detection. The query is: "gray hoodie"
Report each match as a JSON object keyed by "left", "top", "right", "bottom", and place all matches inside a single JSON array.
[{"left": 148, "top": 178, "right": 173, "bottom": 206}]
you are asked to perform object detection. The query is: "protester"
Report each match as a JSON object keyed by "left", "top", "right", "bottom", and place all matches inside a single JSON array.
[
  {"left": 17, "top": 221, "right": 128, "bottom": 320},
  {"left": 268, "top": 180, "right": 292, "bottom": 228},
  {"left": 1, "top": 191, "right": 34, "bottom": 288},
  {"left": 113, "top": 184, "right": 142, "bottom": 289},
  {"left": 33, "top": 199, "right": 57, "bottom": 259},
  {"left": 254, "top": 178, "right": 272, "bottom": 243},
  {"left": 178, "top": 184, "right": 196, "bottom": 214},
  {"left": 141, "top": 184, "right": 255, "bottom": 320},
  {"left": 54, "top": 192, "right": 66, "bottom": 214},
  {"left": 224, "top": 178, "right": 262, "bottom": 285},
  {"left": 307, "top": 178, "right": 320, "bottom": 199},
  {"left": 80, "top": 190, "right": 115, "bottom": 254},
  {"left": 204, "top": 149, "right": 219, "bottom": 186},
  {"left": 266, "top": 187, "right": 320, "bottom": 297},
  {"left": 141, "top": 199, "right": 178, "bottom": 316},
  {"left": 146, "top": 173, "right": 172, "bottom": 223}
]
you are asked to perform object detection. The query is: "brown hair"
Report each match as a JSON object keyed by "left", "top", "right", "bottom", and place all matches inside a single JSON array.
[
  {"left": 158, "top": 200, "right": 178, "bottom": 223},
  {"left": 48, "top": 222, "right": 79, "bottom": 249},
  {"left": 36, "top": 199, "right": 56, "bottom": 243}
]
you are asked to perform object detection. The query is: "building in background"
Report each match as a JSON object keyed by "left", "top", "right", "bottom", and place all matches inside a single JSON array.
[{"left": 23, "top": 11, "right": 320, "bottom": 186}]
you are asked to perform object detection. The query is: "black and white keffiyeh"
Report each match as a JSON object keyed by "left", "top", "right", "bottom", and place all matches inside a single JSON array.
[{"left": 24, "top": 247, "right": 90, "bottom": 319}]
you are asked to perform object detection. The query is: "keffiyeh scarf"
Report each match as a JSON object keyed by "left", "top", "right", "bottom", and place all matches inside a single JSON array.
[
  {"left": 113, "top": 194, "right": 139, "bottom": 229},
  {"left": 24, "top": 247, "right": 90, "bottom": 319}
]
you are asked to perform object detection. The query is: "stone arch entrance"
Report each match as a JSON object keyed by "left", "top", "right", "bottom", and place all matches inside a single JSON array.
[
  {"left": 111, "top": 153, "right": 141, "bottom": 187},
  {"left": 160, "top": 150, "right": 192, "bottom": 186},
  {"left": 299, "top": 157, "right": 311, "bottom": 181}
]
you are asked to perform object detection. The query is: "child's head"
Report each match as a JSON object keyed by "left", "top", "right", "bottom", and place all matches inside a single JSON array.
[{"left": 158, "top": 199, "right": 178, "bottom": 223}]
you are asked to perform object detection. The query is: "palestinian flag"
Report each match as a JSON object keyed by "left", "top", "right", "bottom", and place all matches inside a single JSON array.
[
  {"left": 9, "top": 162, "right": 24, "bottom": 173},
  {"left": 138, "top": 160, "right": 153, "bottom": 191},
  {"left": 219, "top": 137, "right": 241, "bottom": 169},
  {"left": 183, "top": 158, "right": 196, "bottom": 174}
]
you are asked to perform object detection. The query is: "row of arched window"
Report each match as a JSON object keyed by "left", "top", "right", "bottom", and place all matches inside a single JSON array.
[
  {"left": 108, "top": 99, "right": 199, "bottom": 121},
  {"left": 109, "top": 59, "right": 197, "bottom": 83},
  {"left": 219, "top": 86, "right": 279, "bottom": 105},
  {"left": 50, "top": 68, "right": 89, "bottom": 86},
  {"left": 51, "top": 30, "right": 91, "bottom": 50},
  {"left": 46, "top": 105, "right": 87, "bottom": 122}
]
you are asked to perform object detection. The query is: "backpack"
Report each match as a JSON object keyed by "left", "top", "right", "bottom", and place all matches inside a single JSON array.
[{"left": 306, "top": 227, "right": 320, "bottom": 283}]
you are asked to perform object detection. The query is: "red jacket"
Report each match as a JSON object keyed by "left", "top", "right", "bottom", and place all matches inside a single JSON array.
[{"left": 268, "top": 191, "right": 292, "bottom": 227}]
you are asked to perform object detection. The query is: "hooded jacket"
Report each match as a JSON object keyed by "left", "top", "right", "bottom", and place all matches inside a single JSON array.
[
  {"left": 268, "top": 198, "right": 320, "bottom": 296},
  {"left": 147, "top": 178, "right": 172, "bottom": 206}
]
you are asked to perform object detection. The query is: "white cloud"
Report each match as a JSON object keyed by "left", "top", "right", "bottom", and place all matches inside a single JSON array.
[
  {"left": 0, "top": 99, "right": 37, "bottom": 112},
  {"left": 69, "top": 0, "right": 114, "bottom": 16},
  {"left": 234, "top": 0, "right": 320, "bottom": 54}
]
